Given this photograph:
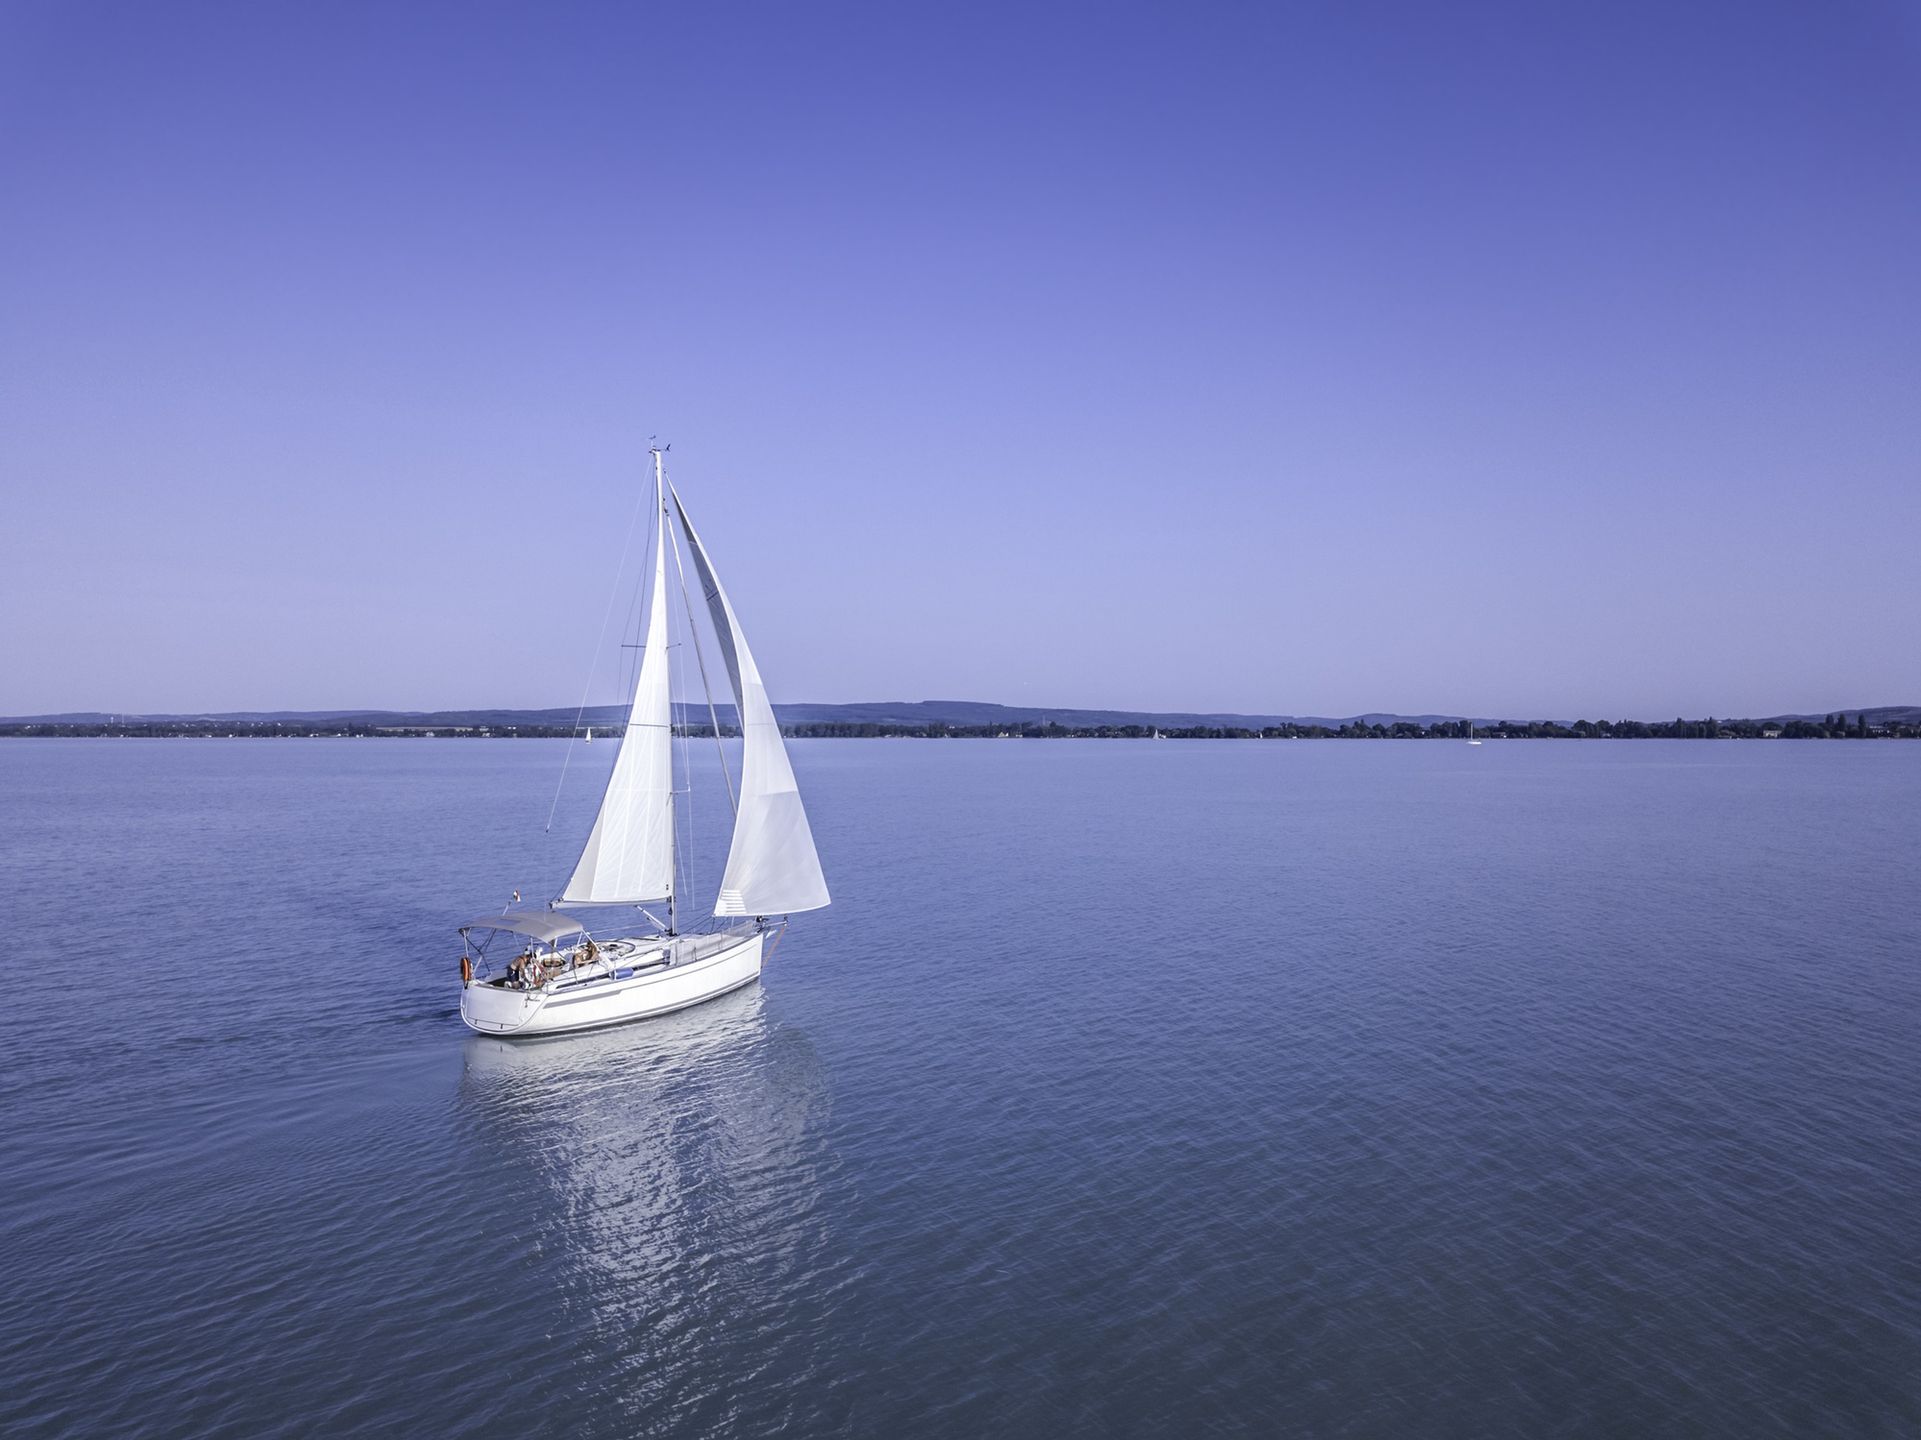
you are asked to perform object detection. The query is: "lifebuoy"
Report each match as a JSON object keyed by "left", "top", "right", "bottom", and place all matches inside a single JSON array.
[{"left": 460, "top": 954, "right": 474, "bottom": 988}]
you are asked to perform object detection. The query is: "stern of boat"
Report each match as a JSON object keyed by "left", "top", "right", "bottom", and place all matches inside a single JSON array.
[{"left": 460, "top": 978, "right": 547, "bottom": 1036}]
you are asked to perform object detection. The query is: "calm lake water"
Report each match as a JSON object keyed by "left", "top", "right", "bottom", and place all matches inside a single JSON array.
[{"left": 2, "top": 738, "right": 1917, "bottom": 1437}]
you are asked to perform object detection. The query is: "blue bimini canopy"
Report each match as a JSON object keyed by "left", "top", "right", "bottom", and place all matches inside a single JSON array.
[{"left": 457, "top": 910, "right": 589, "bottom": 943}]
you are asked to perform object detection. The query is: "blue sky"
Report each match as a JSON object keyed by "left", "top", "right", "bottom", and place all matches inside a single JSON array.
[{"left": 4, "top": 2, "right": 1917, "bottom": 718}]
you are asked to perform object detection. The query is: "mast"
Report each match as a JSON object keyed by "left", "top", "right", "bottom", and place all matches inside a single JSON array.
[{"left": 656, "top": 447, "right": 677, "bottom": 937}]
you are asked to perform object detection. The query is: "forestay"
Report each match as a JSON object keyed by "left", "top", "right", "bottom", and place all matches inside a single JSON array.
[
  {"left": 671, "top": 483, "right": 831, "bottom": 916},
  {"left": 560, "top": 477, "right": 677, "bottom": 905}
]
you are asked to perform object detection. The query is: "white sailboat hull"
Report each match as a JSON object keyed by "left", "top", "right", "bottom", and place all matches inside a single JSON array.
[{"left": 460, "top": 928, "right": 765, "bottom": 1038}]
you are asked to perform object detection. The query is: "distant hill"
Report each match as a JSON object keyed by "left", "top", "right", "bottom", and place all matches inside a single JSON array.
[
  {"left": 7, "top": 700, "right": 1916, "bottom": 729},
  {"left": 1766, "top": 706, "right": 1921, "bottom": 727},
  {"left": 1, "top": 701, "right": 1492, "bottom": 730},
  {"left": 773, "top": 700, "right": 1470, "bottom": 730}
]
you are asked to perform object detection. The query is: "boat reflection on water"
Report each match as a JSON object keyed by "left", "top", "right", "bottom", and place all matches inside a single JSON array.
[{"left": 456, "top": 988, "right": 843, "bottom": 1427}]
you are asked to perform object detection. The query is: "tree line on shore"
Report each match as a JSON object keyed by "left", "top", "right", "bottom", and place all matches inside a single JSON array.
[
  {"left": 781, "top": 713, "right": 1913, "bottom": 739},
  {"left": 5, "top": 712, "right": 1913, "bottom": 740}
]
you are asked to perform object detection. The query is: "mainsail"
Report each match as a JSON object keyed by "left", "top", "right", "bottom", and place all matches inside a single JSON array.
[
  {"left": 670, "top": 483, "right": 831, "bottom": 916},
  {"left": 560, "top": 470, "right": 676, "bottom": 904}
]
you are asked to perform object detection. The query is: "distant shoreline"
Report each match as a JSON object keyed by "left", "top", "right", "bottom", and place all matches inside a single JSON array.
[
  {"left": 4, "top": 715, "right": 1914, "bottom": 741},
  {"left": 9, "top": 700, "right": 1915, "bottom": 739}
]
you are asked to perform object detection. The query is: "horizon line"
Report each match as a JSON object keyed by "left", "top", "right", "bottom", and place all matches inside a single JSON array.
[{"left": 5, "top": 698, "right": 1915, "bottom": 727}]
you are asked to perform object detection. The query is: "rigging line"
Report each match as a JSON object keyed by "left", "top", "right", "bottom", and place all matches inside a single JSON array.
[
  {"left": 668, "top": 492, "right": 695, "bottom": 922},
  {"left": 683, "top": 621, "right": 699, "bottom": 919},
  {"left": 614, "top": 507, "right": 652, "bottom": 704},
  {"left": 667, "top": 509, "right": 738, "bottom": 814},
  {"left": 545, "top": 466, "right": 653, "bottom": 835}
]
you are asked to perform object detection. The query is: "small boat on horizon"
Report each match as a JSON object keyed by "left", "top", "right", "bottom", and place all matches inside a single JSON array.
[
  {"left": 1467, "top": 720, "right": 1482, "bottom": 746},
  {"left": 456, "top": 446, "right": 830, "bottom": 1038}
]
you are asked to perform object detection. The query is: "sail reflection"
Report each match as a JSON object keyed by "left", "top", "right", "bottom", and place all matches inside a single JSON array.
[{"left": 456, "top": 989, "right": 838, "bottom": 1422}]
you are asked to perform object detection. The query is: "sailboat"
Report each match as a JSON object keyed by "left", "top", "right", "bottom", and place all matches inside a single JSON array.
[
  {"left": 457, "top": 447, "right": 830, "bottom": 1037},
  {"left": 1466, "top": 720, "right": 1482, "bottom": 746}
]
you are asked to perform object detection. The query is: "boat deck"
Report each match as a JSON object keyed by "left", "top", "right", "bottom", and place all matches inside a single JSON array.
[{"left": 485, "top": 927, "right": 756, "bottom": 993}]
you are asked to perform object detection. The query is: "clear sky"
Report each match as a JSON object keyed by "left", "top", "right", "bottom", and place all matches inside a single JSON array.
[{"left": 4, "top": 1, "right": 1917, "bottom": 719}]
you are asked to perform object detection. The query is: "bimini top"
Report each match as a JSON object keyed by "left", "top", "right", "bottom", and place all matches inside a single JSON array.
[{"left": 457, "top": 909, "right": 590, "bottom": 943}]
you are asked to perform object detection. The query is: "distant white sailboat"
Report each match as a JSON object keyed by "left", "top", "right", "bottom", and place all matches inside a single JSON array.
[
  {"left": 1467, "top": 720, "right": 1482, "bottom": 746},
  {"left": 458, "top": 447, "right": 830, "bottom": 1037},
  {"left": 584, "top": 727, "right": 593, "bottom": 744}
]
